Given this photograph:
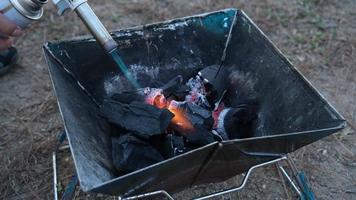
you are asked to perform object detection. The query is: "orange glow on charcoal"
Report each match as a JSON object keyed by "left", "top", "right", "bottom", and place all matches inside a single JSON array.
[
  {"left": 168, "top": 103, "right": 195, "bottom": 133},
  {"left": 153, "top": 94, "right": 167, "bottom": 109},
  {"left": 147, "top": 94, "right": 194, "bottom": 133}
]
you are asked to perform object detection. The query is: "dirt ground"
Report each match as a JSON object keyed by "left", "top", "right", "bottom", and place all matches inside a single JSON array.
[{"left": 0, "top": 0, "right": 355, "bottom": 199}]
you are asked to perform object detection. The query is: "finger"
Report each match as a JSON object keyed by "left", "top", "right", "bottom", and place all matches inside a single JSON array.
[
  {"left": 0, "top": 38, "right": 13, "bottom": 51},
  {"left": 0, "top": 13, "right": 22, "bottom": 36}
]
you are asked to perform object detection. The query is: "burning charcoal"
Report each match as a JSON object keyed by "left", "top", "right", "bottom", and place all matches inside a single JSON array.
[
  {"left": 168, "top": 101, "right": 214, "bottom": 130},
  {"left": 112, "top": 134, "right": 164, "bottom": 173},
  {"left": 166, "top": 100, "right": 215, "bottom": 145},
  {"left": 198, "top": 65, "right": 228, "bottom": 104},
  {"left": 100, "top": 100, "right": 174, "bottom": 138},
  {"left": 215, "top": 104, "right": 259, "bottom": 139},
  {"left": 144, "top": 88, "right": 166, "bottom": 108}
]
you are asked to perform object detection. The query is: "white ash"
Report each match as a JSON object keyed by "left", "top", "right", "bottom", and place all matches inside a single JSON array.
[
  {"left": 129, "top": 64, "right": 160, "bottom": 80},
  {"left": 185, "top": 76, "right": 210, "bottom": 107},
  {"left": 104, "top": 75, "right": 125, "bottom": 96}
]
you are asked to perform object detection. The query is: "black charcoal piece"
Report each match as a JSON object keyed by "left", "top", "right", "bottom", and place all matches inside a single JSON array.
[
  {"left": 161, "top": 75, "right": 189, "bottom": 100},
  {"left": 172, "top": 85, "right": 190, "bottom": 100},
  {"left": 157, "top": 134, "right": 187, "bottom": 158},
  {"left": 110, "top": 89, "right": 146, "bottom": 104},
  {"left": 198, "top": 65, "right": 228, "bottom": 102},
  {"left": 100, "top": 100, "right": 174, "bottom": 138},
  {"left": 217, "top": 104, "right": 259, "bottom": 139},
  {"left": 112, "top": 134, "right": 164, "bottom": 173},
  {"left": 185, "top": 125, "right": 216, "bottom": 146},
  {"left": 185, "top": 102, "right": 214, "bottom": 129}
]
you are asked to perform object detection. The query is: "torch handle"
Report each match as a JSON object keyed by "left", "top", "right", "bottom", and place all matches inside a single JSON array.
[{"left": 52, "top": 0, "right": 118, "bottom": 53}]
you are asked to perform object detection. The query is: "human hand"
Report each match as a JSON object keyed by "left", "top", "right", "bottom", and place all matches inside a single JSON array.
[{"left": 0, "top": 13, "right": 22, "bottom": 51}]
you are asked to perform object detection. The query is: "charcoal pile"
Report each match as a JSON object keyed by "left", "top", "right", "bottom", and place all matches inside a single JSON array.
[{"left": 99, "top": 65, "right": 260, "bottom": 174}]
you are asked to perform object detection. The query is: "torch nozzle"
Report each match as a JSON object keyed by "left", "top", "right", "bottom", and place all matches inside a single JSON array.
[{"left": 75, "top": 2, "right": 118, "bottom": 53}]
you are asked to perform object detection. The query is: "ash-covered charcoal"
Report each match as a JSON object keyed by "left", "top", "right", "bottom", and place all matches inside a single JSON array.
[
  {"left": 198, "top": 65, "right": 228, "bottom": 104},
  {"left": 112, "top": 134, "right": 164, "bottom": 173},
  {"left": 111, "top": 87, "right": 164, "bottom": 104},
  {"left": 100, "top": 100, "right": 174, "bottom": 138},
  {"left": 185, "top": 76, "right": 210, "bottom": 108},
  {"left": 215, "top": 104, "right": 259, "bottom": 139}
]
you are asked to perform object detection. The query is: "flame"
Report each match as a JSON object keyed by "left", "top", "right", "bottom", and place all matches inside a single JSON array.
[
  {"left": 168, "top": 102, "right": 195, "bottom": 133},
  {"left": 146, "top": 94, "right": 194, "bottom": 133}
]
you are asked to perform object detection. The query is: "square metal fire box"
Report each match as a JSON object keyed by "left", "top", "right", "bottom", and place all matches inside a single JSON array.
[{"left": 44, "top": 9, "right": 345, "bottom": 197}]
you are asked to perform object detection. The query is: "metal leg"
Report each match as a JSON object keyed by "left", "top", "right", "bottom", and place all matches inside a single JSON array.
[
  {"left": 118, "top": 155, "right": 315, "bottom": 200},
  {"left": 53, "top": 131, "right": 78, "bottom": 200},
  {"left": 119, "top": 190, "right": 175, "bottom": 200},
  {"left": 53, "top": 152, "right": 59, "bottom": 200},
  {"left": 194, "top": 156, "right": 288, "bottom": 200},
  {"left": 53, "top": 140, "right": 314, "bottom": 200},
  {"left": 284, "top": 155, "right": 315, "bottom": 200},
  {"left": 116, "top": 157, "right": 288, "bottom": 200},
  {"left": 53, "top": 131, "right": 66, "bottom": 200},
  {"left": 277, "top": 163, "right": 302, "bottom": 196},
  {"left": 61, "top": 175, "right": 79, "bottom": 200}
]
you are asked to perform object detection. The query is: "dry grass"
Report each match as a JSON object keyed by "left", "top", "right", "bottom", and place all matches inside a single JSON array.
[{"left": 0, "top": 0, "right": 355, "bottom": 199}]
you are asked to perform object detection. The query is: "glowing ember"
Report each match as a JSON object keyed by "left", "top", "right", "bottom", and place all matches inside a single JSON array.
[
  {"left": 168, "top": 101, "right": 195, "bottom": 133},
  {"left": 149, "top": 94, "right": 166, "bottom": 109},
  {"left": 145, "top": 89, "right": 194, "bottom": 133}
]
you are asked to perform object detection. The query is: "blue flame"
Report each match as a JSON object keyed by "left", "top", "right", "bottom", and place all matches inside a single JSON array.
[{"left": 110, "top": 50, "right": 140, "bottom": 88}]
